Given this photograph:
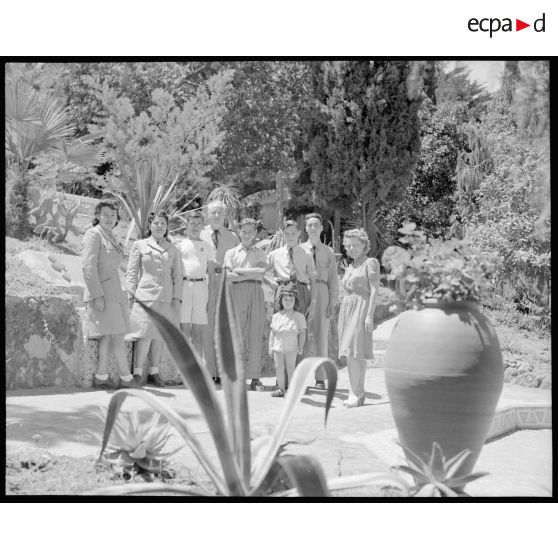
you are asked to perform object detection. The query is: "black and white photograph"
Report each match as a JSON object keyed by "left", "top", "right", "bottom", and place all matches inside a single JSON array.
[{"left": 4, "top": 59, "right": 551, "bottom": 500}]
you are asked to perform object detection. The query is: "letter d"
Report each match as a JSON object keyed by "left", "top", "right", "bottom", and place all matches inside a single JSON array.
[{"left": 534, "top": 13, "right": 545, "bottom": 32}]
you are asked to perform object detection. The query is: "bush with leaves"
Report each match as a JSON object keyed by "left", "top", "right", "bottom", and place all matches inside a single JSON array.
[{"left": 382, "top": 222, "right": 502, "bottom": 309}]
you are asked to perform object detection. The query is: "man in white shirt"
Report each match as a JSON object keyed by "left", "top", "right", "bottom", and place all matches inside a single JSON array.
[{"left": 178, "top": 210, "right": 215, "bottom": 359}]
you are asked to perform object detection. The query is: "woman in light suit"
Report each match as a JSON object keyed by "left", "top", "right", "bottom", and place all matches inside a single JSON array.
[
  {"left": 82, "top": 200, "right": 132, "bottom": 390},
  {"left": 126, "top": 210, "right": 182, "bottom": 387}
]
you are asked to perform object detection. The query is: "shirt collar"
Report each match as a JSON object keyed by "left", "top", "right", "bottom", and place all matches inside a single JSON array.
[{"left": 146, "top": 236, "right": 170, "bottom": 252}]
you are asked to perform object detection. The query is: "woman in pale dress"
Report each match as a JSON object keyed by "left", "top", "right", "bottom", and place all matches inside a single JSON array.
[
  {"left": 82, "top": 200, "right": 132, "bottom": 390},
  {"left": 126, "top": 210, "right": 182, "bottom": 387},
  {"left": 338, "top": 229, "right": 380, "bottom": 407}
]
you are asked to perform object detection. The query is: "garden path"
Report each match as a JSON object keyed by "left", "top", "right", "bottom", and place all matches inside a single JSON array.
[{"left": 6, "top": 365, "right": 551, "bottom": 496}]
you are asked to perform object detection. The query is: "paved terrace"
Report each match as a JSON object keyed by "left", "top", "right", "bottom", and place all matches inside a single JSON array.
[{"left": 6, "top": 364, "right": 552, "bottom": 497}]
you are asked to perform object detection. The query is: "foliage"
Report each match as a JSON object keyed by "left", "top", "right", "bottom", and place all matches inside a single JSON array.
[
  {"left": 54, "top": 62, "right": 223, "bottom": 135},
  {"left": 384, "top": 100, "right": 469, "bottom": 242},
  {"left": 103, "top": 158, "right": 196, "bottom": 242},
  {"left": 83, "top": 407, "right": 183, "bottom": 479},
  {"left": 382, "top": 222, "right": 502, "bottom": 308},
  {"left": 392, "top": 442, "right": 489, "bottom": 497},
  {"left": 86, "top": 68, "right": 233, "bottom": 200},
  {"left": 91, "top": 271, "right": 338, "bottom": 497},
  {"left": 436, "top": 63, "right": 490, "bottom": 120},
  {"left": 457, "top": 62, "right": 550, "bottom": 311},
  {"left": 212, "top": 62, "right": 310, "bottom": 197},
  {"left": 304, "top": 61, "right": 421, "bottom": 255},
  {"left": 5, "top": 78, "right": 103, "bottom": 239}
]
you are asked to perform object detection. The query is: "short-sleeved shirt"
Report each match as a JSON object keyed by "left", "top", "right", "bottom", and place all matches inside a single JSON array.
[
  {"left": 200, "top": 225, "right": 240, "bottom": 266},
  {"left": 179, "top": 239, "right": 215, "bottom": 279},
  {"left": 267, "top": 245, "right": 315, "bottom": 284},
  {"left": 223, "top": 243, "right": 267, "bottom": 273},
  {"left": 270, "top": 310, "right": 307, "bottom": 352}
]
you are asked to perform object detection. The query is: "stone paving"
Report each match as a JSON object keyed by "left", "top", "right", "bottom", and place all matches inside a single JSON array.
[{"left": 5, "top": 364, "right": 552, "bottom": 497}]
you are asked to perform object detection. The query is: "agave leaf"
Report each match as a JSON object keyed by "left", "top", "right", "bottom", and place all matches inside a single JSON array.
[
  {"left": 129, "top": 442, "right": 148, "bottom": 459},
  {"left": 433, "top": 482, "right": 459, "bottom": 497},
  {"left": 249, "top": 357, "right": 337, "bottom": 493},
  {"left": 250, "top": 435, "right": 273, "bottom": 475},
  {"left": 98, "top": 389, "right": 227, "bottom": 495},
  {"left": 86, "top": 482, "right": 210, "bottom": 497},
  {"left": 148, "top": 431, "right": 174, "bottom": 455},
  {"left": 397, "top": 442, "right": 431, "bottom": 476},
  {"left": 272, "top": 454, "right": 330, "bottom": 497},
  {"left": 429, "top": 442, "right": 445, "bottom": 481},
  {"left": 141, "top": 410, "right": 163, "bottom": 439},
  {"left": 414, "top": 483, "right": 436, "bottom": 497},
  {"left": 76, "top": 428, "right": 102, "bottom": 444},
  {"left": 445, "top": 471, "right": 490, "bottom": 489},
  {"left": 214, "top": 270, "right": 251, "bottom": 486},
  {"left": 392, "top": 464, "right": 430, "bottom": 486},
  {"left": 152, "top": 445, "right": 186, "bottom": 460},
  {"left": 144, "top": 421, "right": 172, "bottom": 450},
  {"left": 123, "top": 219, "right": 137, "bottom": 248},
  {"left": 444, "top": 448, "right": 473, "bottom": 479},
  {"left": 136, "top": 300, "right": 246, "bottom": 496}
]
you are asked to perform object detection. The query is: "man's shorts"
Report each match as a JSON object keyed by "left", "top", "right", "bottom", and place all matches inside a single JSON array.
[{"left": 181, "top": 279, "right": 208, "bottom": 325}]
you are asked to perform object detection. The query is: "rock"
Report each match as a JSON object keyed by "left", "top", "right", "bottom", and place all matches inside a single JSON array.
[
  {"left": 518, "top": 361, "right": 532, "bottom": 372},
  {"left": 540, "top": 376, "right": 552, "bottom": 389}
]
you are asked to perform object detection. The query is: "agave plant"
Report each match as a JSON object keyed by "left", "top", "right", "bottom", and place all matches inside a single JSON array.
[
  {"left": 84, "top": 407, "right": 183, "bottom": 478},
  {"left": 90, "top": 270, "right": 338, "bottom": 497},
  {"left": 392, "top": 442, "right": 489, "bottom": 497},
  {"left": 107, "top": 158, "right": 198, "bottom": 246}
]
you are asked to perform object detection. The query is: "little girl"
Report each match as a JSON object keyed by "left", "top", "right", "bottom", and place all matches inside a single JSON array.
[{"left": 268, "top": 284, "right": 307, "bottom": 397}]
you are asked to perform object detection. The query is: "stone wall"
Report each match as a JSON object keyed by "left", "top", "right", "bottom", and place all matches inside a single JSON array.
[
  {"left": 6, "top": 289, "right": 391, "bottom": 390},
  {"left": 6, "top": 295, "right": 84, "bottom": 389}
]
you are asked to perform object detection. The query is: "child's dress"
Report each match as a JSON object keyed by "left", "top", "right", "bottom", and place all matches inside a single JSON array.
[{"left": 270, "top": 310, "right": 307, "bottom": 353}]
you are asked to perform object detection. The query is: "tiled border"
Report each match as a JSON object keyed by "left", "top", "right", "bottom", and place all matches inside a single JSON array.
[{"left": 363, "top": 404, "right": 552, "bottom": 466}]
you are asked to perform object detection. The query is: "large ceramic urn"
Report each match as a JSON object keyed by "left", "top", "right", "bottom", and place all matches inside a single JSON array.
[{"left": 385, "top": 300, "right": 504, "bottom": 478}]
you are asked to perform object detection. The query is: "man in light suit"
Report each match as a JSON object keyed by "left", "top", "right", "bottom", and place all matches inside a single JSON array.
[{"left": 300, "top": 213, "right": 339, "bottom": 390}]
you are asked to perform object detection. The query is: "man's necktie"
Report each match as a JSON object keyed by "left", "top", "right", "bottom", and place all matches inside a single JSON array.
[
  {"left": 211, "top": 229, "right": 220, "bottom": 250},
  {"left": 288, "top": 247, "right": 296, "bottom": 282},
  {"left": 311, "top": 245, "right": 317, "bottom": 263}
]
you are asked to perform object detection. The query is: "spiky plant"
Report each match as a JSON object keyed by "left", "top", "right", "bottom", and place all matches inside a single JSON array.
[
  {"left": 392, "top": 442, "right": 489, "bottom": 497},
  {"left": 89, "top": 270, "right": 338, "bottom": 497},
  {"left": 85, "top": 407, "right": 183, "bottom": 479}
]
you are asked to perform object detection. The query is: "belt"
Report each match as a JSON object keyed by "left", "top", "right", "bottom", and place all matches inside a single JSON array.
[
  {"left": 183, "top": 277, "right": 205, "bottom": 282},
  {"left": 277, "top": 279, "right": 309, "bottom": 286},
  {"left": 316, "top": 279, "right": 328, "bottom": 285},
  {"left": 236, "top": 279, "right": 262, "bottom": 285}
]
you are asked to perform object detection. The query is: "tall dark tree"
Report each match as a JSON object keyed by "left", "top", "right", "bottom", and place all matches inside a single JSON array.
[
  {"left": 304, "top": 61, "right": 421, "bottom": 255},
  {"left": 385, "top": 100, "right": 469, "bottom": 241},
  {"left": 212, "top": 62, "right": 310, "bottom": 197}
]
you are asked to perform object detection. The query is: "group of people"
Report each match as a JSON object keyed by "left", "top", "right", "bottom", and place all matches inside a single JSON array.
[{"left": 81, "top": 198, "right": 379, "bottom": 407}]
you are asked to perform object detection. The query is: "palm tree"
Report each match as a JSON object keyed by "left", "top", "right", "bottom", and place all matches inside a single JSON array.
[{"left": 5, "top": 79, "right": 102, "bottom": 239}]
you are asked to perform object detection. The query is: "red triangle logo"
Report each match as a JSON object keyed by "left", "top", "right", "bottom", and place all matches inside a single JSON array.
[{"left": 516, "top": 19, "right": 530, "bottom": 31}]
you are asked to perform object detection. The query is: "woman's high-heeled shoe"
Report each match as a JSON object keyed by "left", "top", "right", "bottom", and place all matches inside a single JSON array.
[{"left": 344, "top": 393, "right": 366, "bottom": 408}]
